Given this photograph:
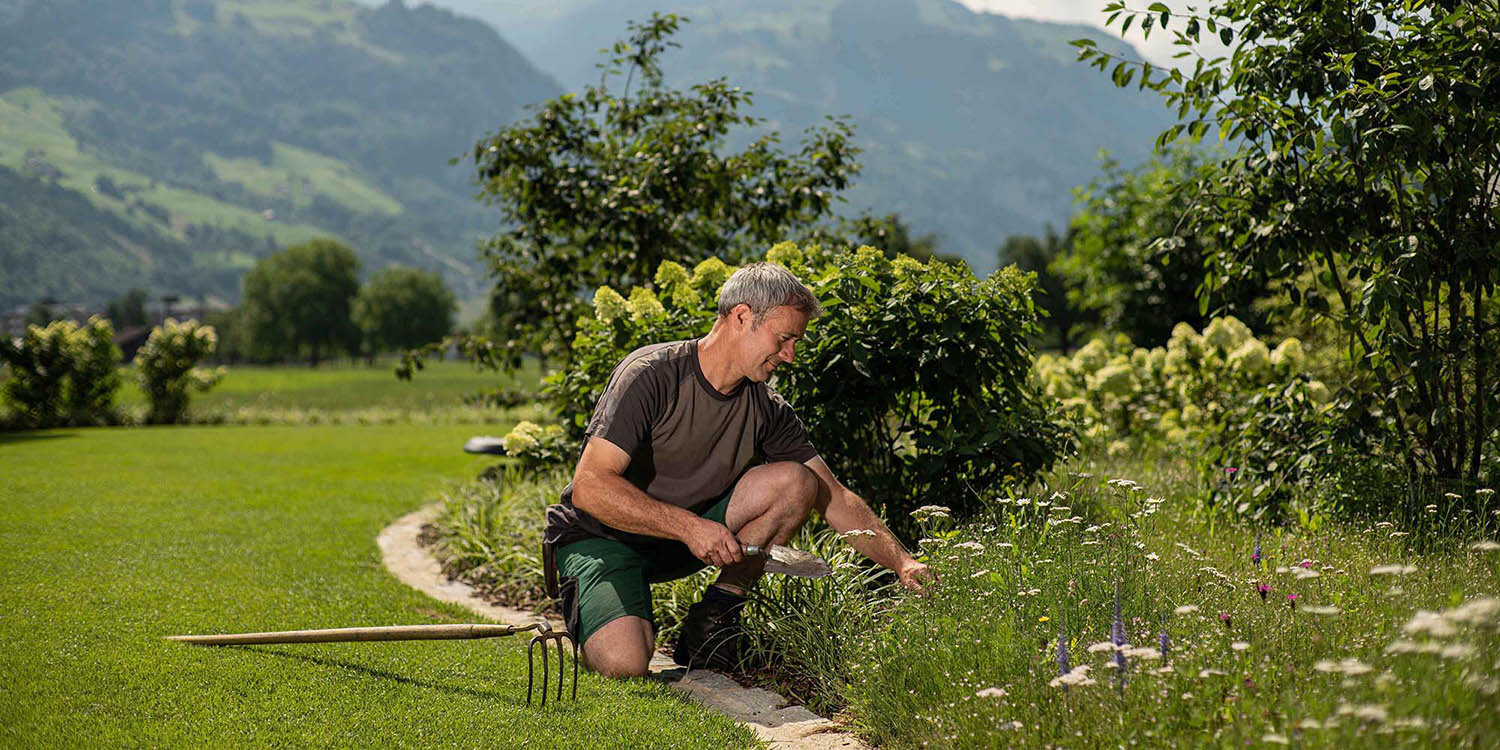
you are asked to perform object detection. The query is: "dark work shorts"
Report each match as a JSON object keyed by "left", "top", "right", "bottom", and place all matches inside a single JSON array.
[{"left": 556, "top": 491, "right": 732, "bottom": 645}]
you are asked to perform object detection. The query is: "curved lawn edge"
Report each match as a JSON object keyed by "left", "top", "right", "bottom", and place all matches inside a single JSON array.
[{"left": 378, "top": 502, "right": 871, "bottom": 750}]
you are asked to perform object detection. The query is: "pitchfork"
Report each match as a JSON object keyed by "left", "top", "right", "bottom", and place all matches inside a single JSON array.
[{"left": 167, "top": 621, "right": 578, "bottom": 706}]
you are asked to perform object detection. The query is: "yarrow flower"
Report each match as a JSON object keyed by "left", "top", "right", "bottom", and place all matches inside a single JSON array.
[
  {"left": 975, "top": 687, "right": 1008, "bottom": 698},
  {"left": 1049, "top": 664, "right": 1095, "bottom": 688},
  {"left": 909, "top": 505, "right": 952, "bottom": 521},
  {"left": 1370, "top": 564, "right": 1417, "bottom": 576},
  {"left": 838, "top": 528, "right": 876, "bottom": 539},
  {"left": 1174, "top": 604, "right": 1199, "bottom": 615}
]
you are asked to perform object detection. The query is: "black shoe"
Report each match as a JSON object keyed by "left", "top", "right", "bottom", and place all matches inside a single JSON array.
[{"left": 672, "top": 585, "right": 748, "bottom": 670}]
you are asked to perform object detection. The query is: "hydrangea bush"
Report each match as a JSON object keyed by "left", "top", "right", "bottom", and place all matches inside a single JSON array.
[
  {"left": 542, "top": 242, "right": 1073, "bottom": 540},
  {"left": 1, "top": 316, "right": 123, "bottom": 428},
  {"left": 135, "top": 318, "right": 225, "bottom": 425},
  {"left": 1036, "top": 317, "right": 1338, "bottom": 516}
]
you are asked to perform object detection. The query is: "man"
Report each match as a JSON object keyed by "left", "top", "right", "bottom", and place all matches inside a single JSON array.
[{"left": 543, "top": 262, "right": 931, "bottom": 678}]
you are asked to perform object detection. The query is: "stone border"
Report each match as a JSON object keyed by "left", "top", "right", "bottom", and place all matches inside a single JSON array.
[{"left": 377, "top": 503, "right": 871, "bottom": 750}]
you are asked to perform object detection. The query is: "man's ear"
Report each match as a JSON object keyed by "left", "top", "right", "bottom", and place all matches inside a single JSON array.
[{"left": 730, "top": 303, "right": 755, "bottom": 330}]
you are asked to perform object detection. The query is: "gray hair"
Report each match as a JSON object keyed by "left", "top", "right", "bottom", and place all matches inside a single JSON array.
[{"left": 716, "top": 262, "right": 823, "bottom": 321}]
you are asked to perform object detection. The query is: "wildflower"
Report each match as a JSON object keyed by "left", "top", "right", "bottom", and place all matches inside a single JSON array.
[
  {"left": 1424, "top": 503, "right": 1439, "bottom": 514},
  {"left": 838, "top": 528, "right": 877, "bottom": 539},
  {"left": 1225, "top": 466, "right": 1239, "bottom": 476},
  {"left": 1112, "top": 585, "right": 1128, "bottom": 680},
  {"left": 1439, "top": 643, "right": 1475, "bottom": 659},
  {"left": 1315, "top": 658, "right": 1372, "bottom": 675},
  {"left": 1146, "top": 552, "right": 1159, "bottom": 561},
  {"left": 1476, "top": 488, "right": 1495, "bottom": 498},
  {"left": 1199, "top": 668, "right": 1226, "bottom": 678},
  {"left": 1257, "top": 582, "right": 1272, "bottom": 601},
  {"left": 975, "top": 687, "right": 1008, "bottom": 698},
  {"left": 1252, "top": 537, "right": 1262, "bottom": 565},
  {"left": 1159, "top": 629, "right": 1170, "bottom": 660},
  {"left": 1389, "top": 531, "right": 1409, "bottom": 538},
  {"left": 953, "top": 541, "right": 985, "bottom": 552},
  {"left": 1448, "top": 597, "right": 1499, "bottom": 625},
  {"left": 1038, "top": 616, "right": 1049, "bottom": 623},
  {"left": 1294, "top": 567, "right": 1321, "bottom": 580},
  {"left": 1107, "top": 478, "right": 1143, "bottom": 492},
  {"left": 1469, "top": 540, "right": 1500, "bottom": 552},
  {"left": 1088, "top": 642, "right": 1119, "bottom": 653},
  {"left": 1298, "top": 559, "right": 1315, "bottom": 568},
  {"left": 1375, "top": 521, "right": 1394, "bottom": 529},
  {"left": 1174, "top": 604, "right": 1199, "bottom": 615},
  {"left": 1123, "top": 647, "right": 1161, "bottom": 660},
  {"left": 1286, "top": 593, "right": 1299, "bottom": 610},
  {"left": 1049, "top": 665, "right": 1096, "bottom": 688},
  {"left": 995, "top": 542, "right": 1014, "bottom": 549},
  {"left": 970, "top": 569, "right": 991, "bottom": 579},
  {"left": 1262, "top": 733, "right": 1289, "bottom": 745},
  {"left": 1403, "top": 610, "right": 1457, "bottom": 637},
  {"left": 1231, "top": 641, "right": 1250, "bottom": 651},
  {"left": 910, "top": 505, "right": 952, "bottom": 521},
  {"left": 1219, "top": 612, "right": 1232, "bottom": 628},
  {"left": 1057, "top": 622, "right": 1071, "bottom": 678},
  {"left": 1174, "top": 542, "right": 1203, "bottom": 558},
  {"left": 1302, "top": 605, "right": 1341, "bottom": 615},
  {"left": 1443, "top": 492, "right": 1461, "bottom": 501},
  {"left": 999, "top": 720, "right": 1023, "bottom": 730},
  {"left": 1336, "top": 703, "right": 1388, "bottom": 723}
]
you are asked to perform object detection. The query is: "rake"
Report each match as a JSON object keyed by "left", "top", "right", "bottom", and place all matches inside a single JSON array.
[{"left": 166, "top": 620, "right": 578, "bottom": 706}]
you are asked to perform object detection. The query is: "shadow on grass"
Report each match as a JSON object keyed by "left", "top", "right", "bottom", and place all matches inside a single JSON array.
[
  {"left": 0, "top": 430, "right": 79, "bottom": 446},
  {"left": 238, "top": 646, "right": 532, "bottom": 705}
]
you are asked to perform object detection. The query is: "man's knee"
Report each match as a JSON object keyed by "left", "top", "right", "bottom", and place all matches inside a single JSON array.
[
  {"left": 585, "top": 646, "right": 651, "bottom": 679},
  {"left": 582, "top": 615, "right": 654, "bottom": 679},
  {"left": 761, "top": 461, "right": 818, "bottom": 517}
]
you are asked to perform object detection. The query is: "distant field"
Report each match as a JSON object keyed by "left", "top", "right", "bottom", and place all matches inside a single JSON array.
[{"left": 110, "top": 358, "right": 542, "bottom": 419}]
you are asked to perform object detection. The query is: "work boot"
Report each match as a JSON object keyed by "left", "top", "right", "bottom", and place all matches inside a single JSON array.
[{"left": 672, "top": 585, "right": 748, "bottom": 670}]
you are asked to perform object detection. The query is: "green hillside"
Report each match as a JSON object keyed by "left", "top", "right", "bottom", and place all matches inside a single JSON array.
[
  {"left": 0, "top": 0, "right": 559, "bottom": 310},
  {"left": 431, "top": 0, "right": 1172, "bottom": 271}
]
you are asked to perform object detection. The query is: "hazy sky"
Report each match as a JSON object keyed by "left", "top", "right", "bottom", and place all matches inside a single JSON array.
[{"left": 955, "top": 0, "right": 1204, "bottom": 66}]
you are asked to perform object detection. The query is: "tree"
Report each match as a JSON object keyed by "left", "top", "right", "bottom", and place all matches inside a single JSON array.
[
  {"left": 354, "top": 267, "right": 456, "bottom": 359},
  {"left": 1076, "top": 0, "right": 1500, "bottom": 487},
  {"left": 465, "top": 13, "right": 860, "bottom": 368},
  {"left": 241, "top": 238, "right": 361, "bottom": 366},
  {"left": 999, "top": 226, "right": 1087, "bottom": 352},
  {"left": 1054, "top": 150, "right": 1266, "bottom": 347},
  {"left": 106, "top": 288, "right": 150, "bottom": 329}
]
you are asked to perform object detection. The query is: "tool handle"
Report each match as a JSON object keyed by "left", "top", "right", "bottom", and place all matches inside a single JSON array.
[{"left": 742, "top": 544, "right": 764, "bottom": 556}]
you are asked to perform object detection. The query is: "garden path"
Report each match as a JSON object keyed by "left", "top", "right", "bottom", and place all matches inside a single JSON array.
[{"left": 379, "top": 503, "right": 872, "bottom": 749}]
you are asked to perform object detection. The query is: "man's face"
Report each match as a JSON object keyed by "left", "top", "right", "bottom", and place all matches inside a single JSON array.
[{"left": 737, "top": 305, "right": 809, "bottom": 382}]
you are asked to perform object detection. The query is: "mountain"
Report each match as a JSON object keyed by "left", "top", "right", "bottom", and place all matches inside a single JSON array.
[
  {"left": 412, "top": 0, "right": 1173, "bottom": 272},
  {"left": 0, "top": 0, "right": 559, "bottom": 311}
]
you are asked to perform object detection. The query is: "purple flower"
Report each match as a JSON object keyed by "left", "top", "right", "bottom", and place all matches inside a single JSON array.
[
  {"left": 1257, "top": 582, "right": 1272, "bottom": 601},
  {"left": 1112, "top": 584, "right": 1128, "bottom": 682},
  {"left": 1159, "top": 629, "right": 1170, "bottom": 660},
  {"left": 1219, "top": 612, "right": 1232, "bottom": 629},
  {"left": 1252, "top": 537, "right": 1262, "bottom": 565},
  {"left": 1286, "top": 593, "right": 1299, "bottom": 610},
  {"left": 1057, "top": 623, "right": 1070, "bottom": 677}
]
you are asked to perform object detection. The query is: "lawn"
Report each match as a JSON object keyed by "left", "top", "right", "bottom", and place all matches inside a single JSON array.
[
  {"left": 110, "top": 358, "right": 540, "bottom": 424},
  {"left": 0, "top": 424, "right": 753, "bottom": 748}
]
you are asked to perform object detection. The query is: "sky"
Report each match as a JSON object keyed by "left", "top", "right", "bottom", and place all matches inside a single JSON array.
[{"left": 955, "top": 0, "right": 1210, "bottom": 67}]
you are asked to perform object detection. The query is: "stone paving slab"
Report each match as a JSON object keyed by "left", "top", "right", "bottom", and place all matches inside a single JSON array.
[{"left": 378, "top": 504, "right": 872, "bottom": 750}]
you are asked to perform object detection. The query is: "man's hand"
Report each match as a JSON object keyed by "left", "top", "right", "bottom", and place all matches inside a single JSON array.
[
  {"left": 897, "top": 559, "right": 937, "bottom": 594},
  {"left": 683, "top": 518, "right": 744, "bottom": 568}
]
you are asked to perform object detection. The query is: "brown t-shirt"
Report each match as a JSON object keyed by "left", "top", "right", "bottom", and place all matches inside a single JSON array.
[{"left": 544, "top": 338, "right": 819, "bottom": 547}]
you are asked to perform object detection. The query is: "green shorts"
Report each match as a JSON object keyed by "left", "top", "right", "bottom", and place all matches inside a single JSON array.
[{"left": 556, "top": 492, "right": 732, "bottom": 645}]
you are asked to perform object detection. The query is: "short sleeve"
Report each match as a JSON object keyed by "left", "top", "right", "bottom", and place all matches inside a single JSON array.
[
  {"left": 759, "top": 387, "right": 819, "bottom": 464},
  {"left": 586, "top": 364, "right": 664, "bottom": 459}
]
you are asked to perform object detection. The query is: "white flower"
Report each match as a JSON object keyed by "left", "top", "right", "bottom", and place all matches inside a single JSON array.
[
  {"left": 1370, "top": 564, "right": 1417, "bottom": 576},
  {"left": 1336, "top": 703, "right": 1388, "bottom": 723},
  {"left": 1123, "top": 647, "right": 1161, "bottom": 660},
  {"left": 975, "top": 687, "right": 1008, "bottom": 698},
  {"left": 1389, "top": 531, "right": 1410, "bottom": 538},
  {"left": 1174, "top": 542, "right": 1203, "bottom": 558},
  {"left": 1448, "top": 597, "right": 1499, "bottom": 625},
  {"left": 1231, "top": 641, "right": 1250, "bottom": 651},
  {"left": 1385, "top": 639, "right": 1441, "bottom": 655},
  {"left": 1174, "top": 604, "right": 1200, "bottom": 615},
  {"left": 910, "top": 505, "right": 952, "bottom": 520},
  {"left": 970, "top": 569, "right": 992, "bottom": 578},
  {"left": 1439, "top": 643, "right": 1476, "bottom": 659},
  {"left": 1295, "top": 718, "right": 1324, "bottom": 730},
  {"left": 953, "top": 541, "right": 985, "bottom": 552},
  {"left": 1294, "top": 567, "right": 1322, "bottom": 579},
  {"left": 999, "top": 720, "right": 1023, "bottom": 730},
  {"left": 838, "top": 528, "right": 877, "bottom": 539},
  {"left": 1315, "top": 658, "right": 1372, "bottom": 675},
  {"left": 1262, "top": 733, "right": 1289, "bottom": 745},
  {"left": 1146, "top": 552, "right": 1160, "bottom": 561},
  {"left": 1375, "top": 521, "right": 1394, "bottom": 529},
  {"left": 1403, "top": 610, "right": 1457, "bottom": 637},
  {"left": 1476, "top": 488, "right": 1495, "bottom": 498},
  {"left": 1302, "top": 605, "right": 1341, "bottom": 615},
  {"left": 1443, "top": 492, "right": 1462, "bottom": 501},
  {"left": 1049, "top": 665, "right": 1095, "bottom": 687},
  {"left": 995, "top": 542, "right": 1014, "bottom": 550},
  {"left": 1198, "top": 668, "right": 1226, "bottom": 678},
  {"left": 1469, "top": 540, "right": 1500, "bottom": 551},
  {"left": 1087, "top": 641, "right": 1119, "bottom": 653}
]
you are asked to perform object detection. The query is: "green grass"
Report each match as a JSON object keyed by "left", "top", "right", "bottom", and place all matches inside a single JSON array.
[
  {"left": 0, "top": 424, "right": 754, "bottom": 748},
  {"left": 203, "top": 142, "right": 402, "bottom": 217},
  {"left": 112, "top": 358, "right": 542, "bottom": 424}
]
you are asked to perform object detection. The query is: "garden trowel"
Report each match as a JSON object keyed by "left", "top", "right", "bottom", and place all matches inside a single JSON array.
[{"left": 742, "top": 544, "right": 831, "bottom": 578}]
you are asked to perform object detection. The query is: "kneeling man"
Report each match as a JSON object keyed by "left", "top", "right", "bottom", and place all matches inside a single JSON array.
[{"left": 544, "top": 262, "right": 931, "bottom": 677}]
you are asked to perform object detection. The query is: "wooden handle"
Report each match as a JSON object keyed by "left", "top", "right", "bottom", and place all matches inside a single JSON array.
[{"left": 166, "top": 623, "right": 532, "bottom": 645}]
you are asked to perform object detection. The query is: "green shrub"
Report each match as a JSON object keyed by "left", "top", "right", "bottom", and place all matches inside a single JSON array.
[
  {"left": 135, "top": 318, "right": 225, "bottom": 424},
  {"left": 1, "top": 316, "right": 122, "bottom": 428},
  {"left": 547, "top": 243, "right": 1073, "bottom": 539},
  {"left": 66, "top": 316, "right": 123, "bottom": 425},
  {"left": 1034, "top": 317, "right": 1338, "bottom": 517}
]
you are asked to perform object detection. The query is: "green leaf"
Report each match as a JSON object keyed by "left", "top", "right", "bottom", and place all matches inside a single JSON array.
[{"left": 1219, "top": 27, "right": 1232, "bottom": 45}]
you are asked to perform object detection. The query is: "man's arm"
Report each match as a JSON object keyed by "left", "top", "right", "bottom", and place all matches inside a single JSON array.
[
  {"left": 571, "top": 436, "right": 744, "bottom": 567},
  {"left": 803, "top": 456, "right": 933, "bottom": 591}
]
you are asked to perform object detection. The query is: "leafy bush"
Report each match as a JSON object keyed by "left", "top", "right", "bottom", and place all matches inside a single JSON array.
[
  {"left": 548, "top": 243, "right": 1073, "bottom": 539},
  {"left": 493, "top": 420, "right": 573, "bottom": 476},
  {"left": 135, "top": 318, "right": 225, "bottom": 424},
  {"left": 425, "top": 466, "right": 565, "bottom": 612},
  {"left": 1035, "top": 317, "right": 1338, "bottom": 517},
  {"left": 1, "top": 316, "right": 122, "bottom": 428}
]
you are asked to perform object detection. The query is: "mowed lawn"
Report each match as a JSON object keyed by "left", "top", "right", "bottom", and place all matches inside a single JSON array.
[{"left": 0, "top": 425, "right": 752, "bottom": 749}]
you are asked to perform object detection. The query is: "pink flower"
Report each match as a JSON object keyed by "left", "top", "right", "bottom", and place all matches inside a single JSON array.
[
  {"left": 1285, "top": 593, "right": 1299, "bottom": 610},
  {"left": 1257, "top": 582, "right": 1271, "bottom": 601}
]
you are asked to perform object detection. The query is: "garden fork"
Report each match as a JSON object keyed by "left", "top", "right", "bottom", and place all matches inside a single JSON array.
[{"left": 167, "top": 621, "right": 578, "bottom": 706}]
